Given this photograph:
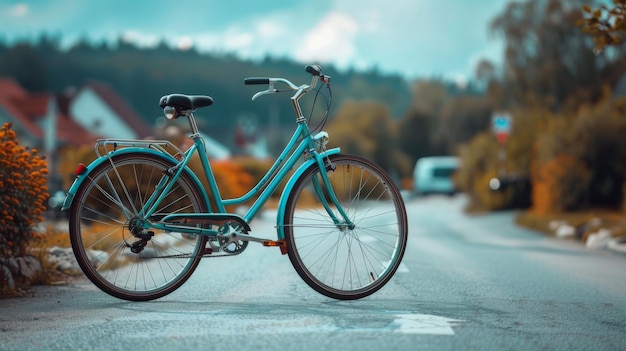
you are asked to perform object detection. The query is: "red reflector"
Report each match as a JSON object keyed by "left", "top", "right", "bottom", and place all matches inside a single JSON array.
[{"left": 74, "top": 163, "right": 88, "bottom": 176}]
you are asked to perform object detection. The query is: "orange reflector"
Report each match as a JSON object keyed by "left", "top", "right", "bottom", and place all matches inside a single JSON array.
[
  {"left": 74, "top": 163, "right": 87, "bottom": 176},
  {"left": 263, "top": 240, "right": 287, "bottom": 255}
]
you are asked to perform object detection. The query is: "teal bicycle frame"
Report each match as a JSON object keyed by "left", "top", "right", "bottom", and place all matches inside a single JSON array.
[
  {"left": 62, "top": 80, "right": 353, "bottom": 243},
  {"left": 150, "top": 121, "right": 346, "bottom": 240}
]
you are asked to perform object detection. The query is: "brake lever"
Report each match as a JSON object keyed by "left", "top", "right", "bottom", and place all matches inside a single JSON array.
[{"left": 251, "top": 82, "right": 278, "bottom": 101}]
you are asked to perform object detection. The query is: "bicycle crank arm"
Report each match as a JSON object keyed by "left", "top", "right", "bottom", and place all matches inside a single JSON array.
[
  {"left": 228, "top": 233, "right": 271, "bottom": 244},
  {"left": 226, "top": 233, "right": 285, "bottom": 248}
]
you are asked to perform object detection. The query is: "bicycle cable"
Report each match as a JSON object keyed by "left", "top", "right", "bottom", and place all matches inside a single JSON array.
[{"left": 307, "top": 80, "right": 332, "bottom": 135}]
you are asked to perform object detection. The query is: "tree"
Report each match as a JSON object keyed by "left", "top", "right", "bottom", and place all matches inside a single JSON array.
[
  {"left": 579, "top": 0, "right": 626, "bottom": 52},
  {"left": 397, "top": 108, "right": 436, "bottom": 165},
  {"left": 327, "top": 101, "right": 396, "bottom": 173},
  {"left": 438, "top": 95, "right": 492, "bottom": 152},
  {"left": 473, "top": 59, "right": 497, "bottom": 94},
  {"left": 0, "top": 43, "right": 49, "bottom": 92},
  {"left": 474, "top": 59, "right": 496, "bottom": 84},
  {"left": 397, "top": 81, "right": 449, "bottom": 165},
  {"left": 491, "top": 0, "right": 625, "bottom": 110}
]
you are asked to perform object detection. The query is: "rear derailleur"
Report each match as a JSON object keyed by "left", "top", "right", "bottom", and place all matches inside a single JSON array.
[
  {"left": 127, "top": 218, "right": 154, "bottom": 254},
  {"left": 128, "top": 231, "right": 154, "bottom": 254}
]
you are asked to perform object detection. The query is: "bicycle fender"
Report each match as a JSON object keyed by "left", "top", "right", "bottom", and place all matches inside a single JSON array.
[
  {"left": 60, "top": 148, "right": 209, "bottom": 212},
  {"left": 275, "top": 147, "right": 341, "bottom": 240}
]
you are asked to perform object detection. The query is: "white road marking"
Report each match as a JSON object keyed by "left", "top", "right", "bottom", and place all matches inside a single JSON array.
[
  {"left": 397, "top": 262, "right": 409, "bottom": 273},
  {"left": 392, "top": 313, "right": 464, "bottom": 335},
  {"left": 115, "top": 310, "right": 464, "bottom": 336}
]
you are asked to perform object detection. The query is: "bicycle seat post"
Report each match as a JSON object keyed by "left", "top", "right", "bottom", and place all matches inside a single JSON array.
[{"left": 184, "top": 111, "right": 200, "bottom": 137}]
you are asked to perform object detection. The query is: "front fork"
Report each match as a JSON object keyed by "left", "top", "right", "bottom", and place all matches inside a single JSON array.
[{"left": 311, "top": 154, "right": 355, "bottom": 230}]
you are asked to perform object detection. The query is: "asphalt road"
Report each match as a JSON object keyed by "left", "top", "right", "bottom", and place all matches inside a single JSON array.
[{"left": 1, "top": 195, "right": 625, "bottom": 351}]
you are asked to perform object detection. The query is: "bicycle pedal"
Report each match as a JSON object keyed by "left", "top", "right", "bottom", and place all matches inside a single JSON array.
[{"left": 262, "top": 240, "right": 287, "bottom": 255}]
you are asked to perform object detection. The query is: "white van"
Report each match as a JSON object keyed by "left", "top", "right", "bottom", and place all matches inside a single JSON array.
[{"left": 413, "top": 156, "right": 459, "bottom": 196}]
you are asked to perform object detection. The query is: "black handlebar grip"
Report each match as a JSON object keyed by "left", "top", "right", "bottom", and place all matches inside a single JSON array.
[
  {"left": 305, "top": 65, "right": 321, "bottom": 76},
  {"left": 244, "top": 77, "right": 270, "bottom": 85}
]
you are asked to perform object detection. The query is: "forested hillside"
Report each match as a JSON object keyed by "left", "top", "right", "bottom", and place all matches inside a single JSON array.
[{"left": 0, "top": 37, "right": 415, "bottom": 130}]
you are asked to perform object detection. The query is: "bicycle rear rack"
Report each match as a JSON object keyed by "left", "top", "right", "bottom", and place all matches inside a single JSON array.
[{"left": 94, "top": 139, "right": 184, "bottom": 158}]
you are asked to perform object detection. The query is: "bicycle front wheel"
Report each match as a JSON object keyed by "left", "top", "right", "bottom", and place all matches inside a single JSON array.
[
  {"left": 68, "top": 153, "right": 208, "bottom": 301},
  {"left": 284, "top": 154, "right": 408, "bottom": 299}
]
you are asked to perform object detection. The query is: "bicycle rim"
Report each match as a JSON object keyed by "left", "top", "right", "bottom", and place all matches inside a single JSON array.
[
  {"left": 69, "top": 153, "right": 207, "bottom": 301},
  {"left": 284, "top": 154, "right": 408, "bottom": 299}
]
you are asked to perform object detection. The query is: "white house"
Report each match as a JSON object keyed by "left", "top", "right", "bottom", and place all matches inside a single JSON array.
[{"left": 69, "top": 81, "right": 152, "bottom": 140}]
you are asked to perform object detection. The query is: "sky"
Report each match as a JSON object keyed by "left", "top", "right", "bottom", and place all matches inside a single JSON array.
[{"left": 0, "top": 0, "right": 510, "bottom": 82}]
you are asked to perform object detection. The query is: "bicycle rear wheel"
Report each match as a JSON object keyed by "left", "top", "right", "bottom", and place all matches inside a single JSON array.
[
  {"left": 68, "top": 153, "right": 208, "bottom": 301},
  {"left": 284, "top": 154, "right": 408, "bottom": 299}
]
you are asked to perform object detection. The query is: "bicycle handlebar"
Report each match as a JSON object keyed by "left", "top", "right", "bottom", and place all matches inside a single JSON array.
[
  {"left": 244, "top": 77, "right": 269, "bottom": 85},
  {"left": 244, "top": 64, "right": 330, "bottom": 101},
  {"left": 305, "top": 64, "right": 322, "bottom": 76}
]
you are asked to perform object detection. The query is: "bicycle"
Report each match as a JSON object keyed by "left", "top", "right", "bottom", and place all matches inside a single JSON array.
[{"left": 61, "top": 65, "right": 408, "bottom": 301}]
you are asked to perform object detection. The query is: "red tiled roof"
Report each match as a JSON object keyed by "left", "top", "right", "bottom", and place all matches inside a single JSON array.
[
  {"left": 0, "top": 78, "right": 153, "bottom": 147},
  {"left": 56, "top": 112, "right": 100, "bottom": 146},
  {"left": 84, "top": 80, "right": 152, "bottom": 139},
  {"left": 0, "top": 78, "right": 43, "bottom": 138},
  {"left": 0, "top": 78, "right": 101, "bottom": 147},
  {"left": 21, "top": 93, "right": 49, "bottom": 116}
]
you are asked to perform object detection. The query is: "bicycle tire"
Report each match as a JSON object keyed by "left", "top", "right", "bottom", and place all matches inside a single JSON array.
[
  {"left": 284, "top": 154, "right": 408, "bottom": 299},
  {"left": 68, "top": 152, "right": 208, "bottom": 301}
]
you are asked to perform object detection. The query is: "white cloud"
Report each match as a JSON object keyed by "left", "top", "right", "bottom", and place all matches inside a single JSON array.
[
  {"left": 121, "top": 30, "right": 160, "bottom": 47},
  {"left": 180, "top": 25, "right": 273, "bottom": 58},
  {"left": 9, "top": 3, "right": 29, "bottom": 17},
  {"left": 294, "top": 12, "right": 359, "bottom": 68},
  {"left": 257, "top": 21, "right": 281, "bottom": 39},
  {"left": 222, "top": 28, "right": 255, "bottom": 51},
  {"left": 190, "top": 34, "right": 220, "bottom": 50},
  {"left": 176, "top": 36, "right": 193, "bottom": 51},
  {"left": 167, "top": 14, "right": 302, "bottom": 60}
]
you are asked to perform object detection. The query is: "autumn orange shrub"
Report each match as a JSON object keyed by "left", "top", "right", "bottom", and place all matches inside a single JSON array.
[
  {"left": 531, "top": 154, "right": 591, "bottom": 215},
  {"left": 56, "top": 144, "right": 95, "bottom": 190},
  {"left": 186, "top": 156, "right": 256, "bottom": 211},
  {"left": 0, "top": 123, "right": 49, "bottom": 257},
  {"left": 210, "top": 159, "right": 256, "bottom": 201}
]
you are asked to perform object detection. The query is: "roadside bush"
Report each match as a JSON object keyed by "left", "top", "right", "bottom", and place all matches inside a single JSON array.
[
  {"left": 568, "top": 96, "right": 626, "bottom": 208},
  {"left": 229, "top": 156, "right": 278, "bottom": 196},
  {"left": 471, "top": 169, "right": 517, "bottom": 211},
  {"left": 0, "top": 123, "right": 49, "bottom": 257},
  {"left": 455, "top": 133, "right": 492, "bottom": 196},
  {"left": 531, "top": 154, "right": 591, "bottom": 214},
  {"left": 187, "top": 156, "right": 256, "bottom": 211},
  {"left": 455, "top": 132, "right": 503, "bottom": 211},
  {"left": 456, "top": 103, "right": 540, "bottom": 211},
  {"left": 530, "top": 93, "right": 626, "bottom": 213},
  {"left": 455, "top": 134, "right": 524, "bottom": 212}
]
